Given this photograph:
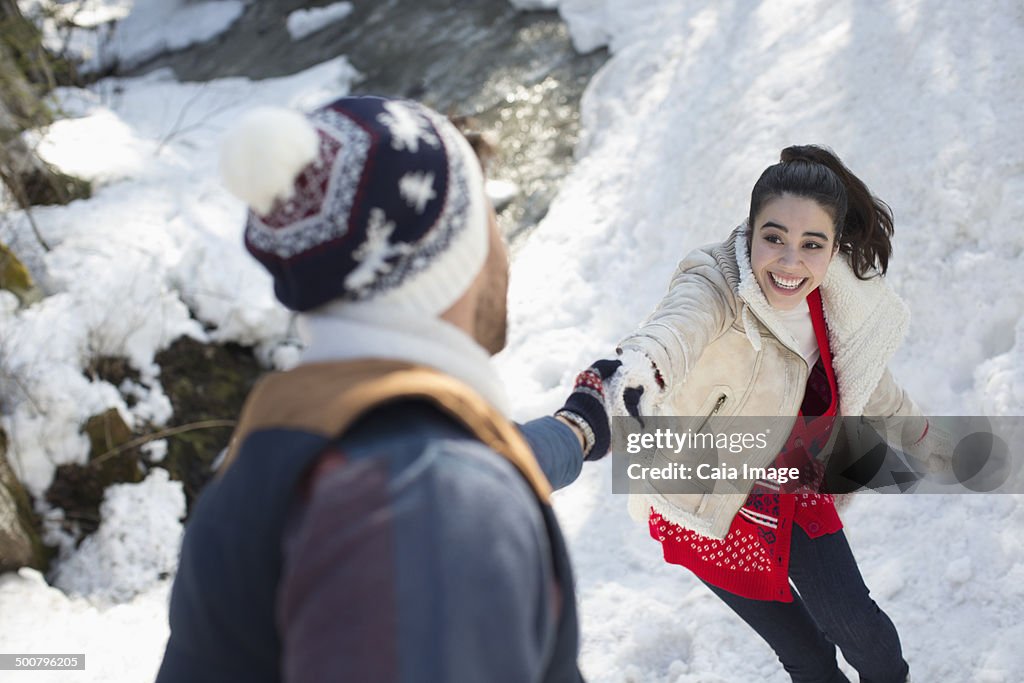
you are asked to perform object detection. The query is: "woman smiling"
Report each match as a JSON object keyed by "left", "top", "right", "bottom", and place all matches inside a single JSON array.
[{"left": 608, "top": 146, "right": 948, "bottom": 683}]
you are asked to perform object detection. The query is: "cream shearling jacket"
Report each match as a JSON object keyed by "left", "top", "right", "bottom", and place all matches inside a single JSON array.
[{"left": 618, "top": 225, "right": 924, "bottom": 539}]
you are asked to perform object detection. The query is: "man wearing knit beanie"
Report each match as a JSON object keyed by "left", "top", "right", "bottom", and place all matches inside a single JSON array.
[{"left": 156, "top": 96, "right": 617, "bottom": 683}]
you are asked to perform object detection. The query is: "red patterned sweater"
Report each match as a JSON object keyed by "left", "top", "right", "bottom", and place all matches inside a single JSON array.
[{"left": 649, "top": 288, "right": 843, "bottom": 602}]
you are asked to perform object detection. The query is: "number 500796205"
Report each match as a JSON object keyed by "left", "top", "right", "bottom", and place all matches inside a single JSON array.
[{"left": 0, "top": 654, "right": 85, "bottom": 670}]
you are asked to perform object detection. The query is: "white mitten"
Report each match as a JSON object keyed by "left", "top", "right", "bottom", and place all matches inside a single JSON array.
[{"left": 607, "top": 348, "right": 667, "bottom": 425}]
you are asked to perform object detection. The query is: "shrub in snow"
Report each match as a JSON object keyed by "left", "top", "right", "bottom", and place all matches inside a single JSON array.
[{"left": 51, "top": 468, "right": 185, "bottom": 603}]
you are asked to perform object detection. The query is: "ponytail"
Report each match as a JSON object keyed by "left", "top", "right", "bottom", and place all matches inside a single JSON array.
[{"left": 748, "top": 145, "right": 894, "bottom": 278}]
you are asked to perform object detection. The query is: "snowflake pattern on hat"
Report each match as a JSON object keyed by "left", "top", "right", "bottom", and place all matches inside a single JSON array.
[
  {"left": 399, "top": 172, "right": 437, "bottom": 214},
  {"left": 378, "top": 100, "right": 441, "bottom": 152},
  {"left": 346, "top": 208, "right": 414, "bottom": 292},
  {"left": 346, "top": 104, "right": 475, "bottom": 302}
]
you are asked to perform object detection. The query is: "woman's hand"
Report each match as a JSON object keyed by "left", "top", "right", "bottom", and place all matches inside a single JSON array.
[
  {"left": 609, "top": 348, "right": 667, "bottom": 427},
  {"left": 903, "top": 419, "right": 955, "bottom": 475}
]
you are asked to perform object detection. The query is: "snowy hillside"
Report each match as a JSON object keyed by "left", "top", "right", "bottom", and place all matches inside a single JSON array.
[
  {"left": 2, "top": 0, "right": 1023, "bottom": 681},
  {"left": 499, "top": 2, "right": 1024, "bottom": 681}
]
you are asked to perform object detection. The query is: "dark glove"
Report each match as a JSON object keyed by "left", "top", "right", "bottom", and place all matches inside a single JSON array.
[{"left": 556, "top": 359, "right": 621, "bottom": 461}]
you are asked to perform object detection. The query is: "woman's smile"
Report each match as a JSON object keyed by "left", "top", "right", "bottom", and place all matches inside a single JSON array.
[{"left": 768, "top": 272, "right": 808, "bottom": 293}]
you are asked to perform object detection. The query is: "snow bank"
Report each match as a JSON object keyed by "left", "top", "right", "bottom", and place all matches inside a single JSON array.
[
  {"left": 109, "top": 0, "right": 246, "bottom": 68},
  {"left": 2, "top": 56, "right": 359, "bottom": 500},
  {"left": 508, "top": 0, "right": 641, "bottom": 54},
  {"left": 286, "top": 2, "right": 353, "bottom": 41},
  {"left": 51, "top": 469, "right": 185, "bottom": 602},
  {"left": 21, "top": 0, "right": 246, "bottom": 71},
  {"left": 0, "top": 568, "right": 170, "bottom": 683},
  {"left": 496, "top": 0, "right": 1024, "bottom": 680}
]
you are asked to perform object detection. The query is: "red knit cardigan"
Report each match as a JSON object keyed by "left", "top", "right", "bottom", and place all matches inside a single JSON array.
[{"left": 649, "top": 288, "right": 843, "bottom": 602}]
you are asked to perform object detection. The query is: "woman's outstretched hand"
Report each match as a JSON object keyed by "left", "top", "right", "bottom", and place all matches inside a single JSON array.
[{"left": 609, "top": 348, "right": 667, "bottom": 427}]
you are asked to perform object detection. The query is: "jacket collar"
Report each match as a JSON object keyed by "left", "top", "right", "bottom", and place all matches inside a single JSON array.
[{"left": 725, "top": 225, "right": 909, "bottom": 416}]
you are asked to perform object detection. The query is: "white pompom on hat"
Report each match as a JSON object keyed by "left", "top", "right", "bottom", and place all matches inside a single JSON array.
[
  {"left": 220, "top": 107, "right": 320, "bottom": 216},
  {"left": 220, "top": 96, "right": 490, "bottom": 314}
]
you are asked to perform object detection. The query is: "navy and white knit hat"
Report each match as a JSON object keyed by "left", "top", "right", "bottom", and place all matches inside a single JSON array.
[{"left": 220, "top": 96, "right": 489, "bottom": 313}]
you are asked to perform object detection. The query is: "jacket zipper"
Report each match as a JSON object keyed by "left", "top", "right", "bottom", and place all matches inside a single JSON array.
[{"left": 696, "top": 394, "right": 727, "bottom": 433}]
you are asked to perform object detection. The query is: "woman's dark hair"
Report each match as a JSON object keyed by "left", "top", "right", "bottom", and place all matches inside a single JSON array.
[{"left": 748, "top": 145, "right": 894, "bottom": 278}]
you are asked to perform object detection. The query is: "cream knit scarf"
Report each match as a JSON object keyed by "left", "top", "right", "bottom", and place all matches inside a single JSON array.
[{"left": 296, "top": 301, "right": 510, "bottom": 415}]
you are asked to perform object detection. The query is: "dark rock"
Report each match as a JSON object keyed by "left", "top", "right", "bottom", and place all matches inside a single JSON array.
[
  {"left": 85, "top": 355, "right": 141, "bottom": 387},
  {"left": 46, "top": 407, "right": 142, "bottom": 538},
  {"left": 43, "top": 338, "right": 262, "bottom": 543},
  {"left": 154, "top": 337, "right": 262, "bottom": 511}
]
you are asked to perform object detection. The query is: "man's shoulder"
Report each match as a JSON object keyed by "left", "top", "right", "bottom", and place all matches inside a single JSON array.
[{"left": 320, "top": 400, "right": 542, "bottom": 516}]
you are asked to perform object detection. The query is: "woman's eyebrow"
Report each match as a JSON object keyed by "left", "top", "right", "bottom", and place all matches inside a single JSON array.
[{"left": 761, "top": 221, "right": 829, "bottom": 242}]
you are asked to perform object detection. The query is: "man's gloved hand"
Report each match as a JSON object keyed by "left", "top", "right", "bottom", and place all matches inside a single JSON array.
[
  {"left": 556, "top": 359, "right": 621, "bottom": 461},
  {"left": 607, "top": 348, "right": 667, "bottom": 428}
]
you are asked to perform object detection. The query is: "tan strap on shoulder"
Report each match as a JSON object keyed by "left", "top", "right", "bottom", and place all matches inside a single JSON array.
[{"left": 222, "top": 359, "right": 553, "bottom": 502}]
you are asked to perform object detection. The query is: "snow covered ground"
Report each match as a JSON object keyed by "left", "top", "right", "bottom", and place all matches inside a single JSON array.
[{"left": 2, "top": 0, "right": 1023, "bottom": 681}]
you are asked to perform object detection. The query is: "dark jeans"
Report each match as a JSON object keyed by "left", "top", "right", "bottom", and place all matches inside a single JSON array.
[{"left": 704, "top": 526, "right": 909, "bottom": 683}]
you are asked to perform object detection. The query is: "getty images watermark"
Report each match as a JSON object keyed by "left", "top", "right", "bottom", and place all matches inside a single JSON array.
[{"left": 611, "top": 415, "right": 1022, "bottom": 495}]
